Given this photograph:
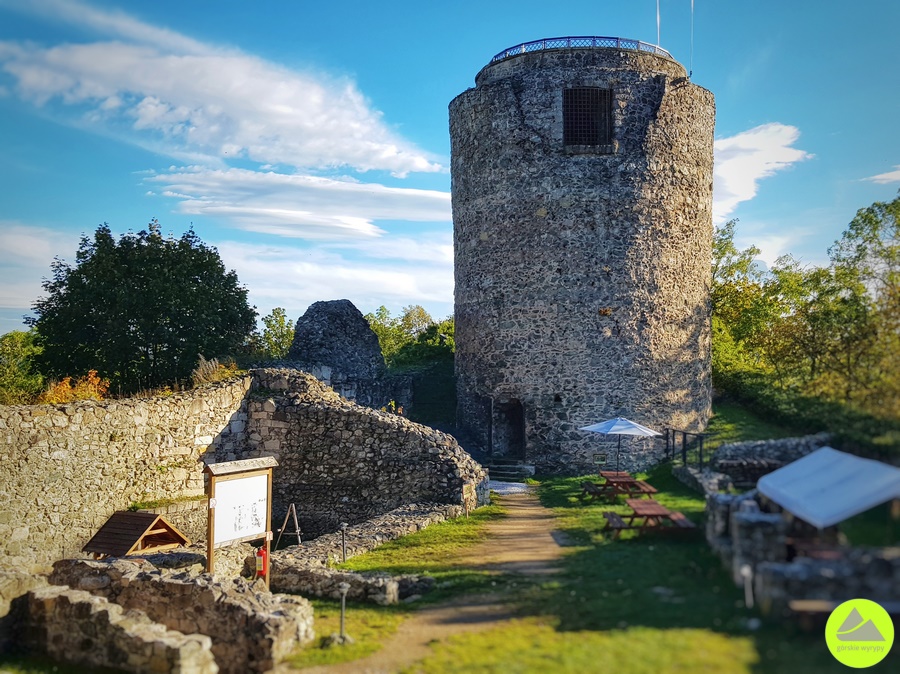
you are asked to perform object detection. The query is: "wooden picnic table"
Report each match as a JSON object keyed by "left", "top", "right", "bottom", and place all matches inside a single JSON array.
[
  {"left": 602, "top": 498, "right": 697, "bottom": 537},
  {"left": 625, "top": 498, "right": 672, "bottom": 530},
  {"left": 581, "top": 476, "right": 657, "bottom": 501},
  {"left": 599, "top": 470, "right": 632, "bottom": 479}
]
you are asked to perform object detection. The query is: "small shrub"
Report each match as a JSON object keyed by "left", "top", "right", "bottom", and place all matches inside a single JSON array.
[
  {"left": 37, "top": 370, "right": 109, "bottom": 404},
  {"left": 191, "top": 354, "right": 240, "bottom": 387}
]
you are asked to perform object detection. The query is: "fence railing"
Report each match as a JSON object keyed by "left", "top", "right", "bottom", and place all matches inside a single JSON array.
[
  {"left": 489, "top": 36, "right": 674, "bottom": 64},
  {"left": 663, "top": 428, "right": 708, "bottom": 469}
]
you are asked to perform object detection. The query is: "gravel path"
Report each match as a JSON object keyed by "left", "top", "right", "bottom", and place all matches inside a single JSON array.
[{"left": 291, "top": 487, "right": 565, "bottom": 674}]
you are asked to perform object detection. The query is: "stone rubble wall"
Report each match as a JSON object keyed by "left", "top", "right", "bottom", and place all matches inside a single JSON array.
[
  {"left": 706, "top": 490, "right": 899, "bottom": 617},
  {"left": 0, "top": 367, "right": 486, "bottom": 574},
  {"left": 710, "top": 433, "right": 832, "bottom": 487},
  {"left": 49, "top": 558, "right": 314, "bottom": 674},
  {"left": 267, "top": 502, "right": 465, "bottom": 603},
  {"left": 24, "top": 584, "right": 218, "bottom": 674},
  {"left": 214, "top": 369, "right": 489, "bottom": 538},
  {"left": 755, "top": 548, "right": 900, "bottom": 617},
  {"left": 672, "top": 465, "right": 734, "bottom": 494},
  {"left": 0, "top": 377, "right": 252, "bottom": 573}
]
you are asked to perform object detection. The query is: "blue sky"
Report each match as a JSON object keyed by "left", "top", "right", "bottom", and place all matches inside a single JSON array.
[{"left": 1, "top": 0, "right": 898, "bottom": 334}]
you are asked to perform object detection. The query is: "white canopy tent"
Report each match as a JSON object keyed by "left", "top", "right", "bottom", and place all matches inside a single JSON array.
[{"left": 757, "top": 447, "right": 900, "bottom": 529}]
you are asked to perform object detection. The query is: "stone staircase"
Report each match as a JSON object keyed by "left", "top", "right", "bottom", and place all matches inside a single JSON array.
[{"left": 486, "top": 457, "right": 534, "bottom": 483}]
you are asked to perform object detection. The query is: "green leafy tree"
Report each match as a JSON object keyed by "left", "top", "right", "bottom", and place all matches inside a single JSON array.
[
  {"left": 392, "top": 316, "right": 455, "bottom": 368},
  {"left": 28, "top": 220, "right": 257, "bottom": 393},
  {"left": 364, "top": 306, "right": 406, "bottom": 363},
  {"left": 398, "top": 304, "right": 433, "bottom": 338},
  {"left": 260, "top": 307, "right": 295, "bottom": 360},
  {"left": 0, "top": 330, "right": 44, "bottom": 404}
]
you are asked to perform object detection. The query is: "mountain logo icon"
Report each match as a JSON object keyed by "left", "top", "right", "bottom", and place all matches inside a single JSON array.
[
  {"left": 835, "top": 607, "right": 886, "bottom": 642},
  {"left": 825, "top": 598, "right": 895, "bottom": 668}
]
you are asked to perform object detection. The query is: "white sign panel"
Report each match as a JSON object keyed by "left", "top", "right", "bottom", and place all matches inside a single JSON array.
[{"left": 213, "top": 473, "right": 268, "bottom": 546}]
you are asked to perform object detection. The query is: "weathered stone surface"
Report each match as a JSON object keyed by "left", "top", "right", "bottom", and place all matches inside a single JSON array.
[
  {"left": 288, "top": 299, "right": 385, "bottom": 380},
  {"left": 220, "top": 370, "right": 489, "bottom": 538},
  {"left": 711, "top": 433, "right": 832, "bottom": 486},
  {"left": 0, "top": 377, "right": 251, "bottom": 572},
  {"left": 25, "top": 585, "right": 218, "bottom": 674},
  {"left": 755, "top": 548, "right": 900, "bottom": 617},
  {"left": 0, "top": 570, "right": 48, "bottom": 653},
  {"left": 1, "top": 368, "right": 487, "bottom": 573},
  {"left": 267, "top": 502, "right": 461, "bottom": 602},
  {"left": 672, "top": 466, "right": 733, "bottom": 495},
  {"left": 451, "top": 44, "right": 715, "bottom": 474},
  {"left": 49, "top": 558, "right": 314, "bottom": 674}
]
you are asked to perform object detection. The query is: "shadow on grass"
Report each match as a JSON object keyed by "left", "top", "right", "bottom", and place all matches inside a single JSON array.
[{"left": 525, "top": 473, "right": 867, "bottom": 674}]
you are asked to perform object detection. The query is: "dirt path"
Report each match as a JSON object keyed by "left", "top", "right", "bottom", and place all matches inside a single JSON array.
[{"left": 292, "top": 487, "right": 566, "bottom": 674}]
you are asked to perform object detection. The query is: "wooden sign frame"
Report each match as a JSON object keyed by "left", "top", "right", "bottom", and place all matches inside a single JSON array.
[{"left": 204, "top": 457, "right": 278, "bottom": 589}]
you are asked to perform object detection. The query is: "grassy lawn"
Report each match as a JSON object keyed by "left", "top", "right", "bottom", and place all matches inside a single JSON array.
[
  {"left": 404, "top": 470, "right": 859, "bottom": 674},
  {"left": 705, "top": 400, "right": 800, "bottom": 450}
]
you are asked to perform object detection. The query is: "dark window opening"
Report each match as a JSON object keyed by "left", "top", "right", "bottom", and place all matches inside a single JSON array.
[{"left": 563, "top": 88, "right": 613, "bottom": 146}]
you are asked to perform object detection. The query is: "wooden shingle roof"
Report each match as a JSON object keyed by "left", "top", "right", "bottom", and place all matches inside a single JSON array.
[{"left": 82, "top": 511, "right": 190, "bottom": 558}]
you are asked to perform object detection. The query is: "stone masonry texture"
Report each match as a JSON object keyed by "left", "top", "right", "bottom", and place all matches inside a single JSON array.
[
  {"left": 0, "top": 368, "right": 487, "bottom": 573},
  {"left": 450, "top": 43, "right": 715, "bottom": 474}
]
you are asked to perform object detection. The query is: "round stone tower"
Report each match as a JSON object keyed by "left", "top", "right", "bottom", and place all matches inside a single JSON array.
[{"left": 450, "top": 37, "right": 715, "bottom": 474}]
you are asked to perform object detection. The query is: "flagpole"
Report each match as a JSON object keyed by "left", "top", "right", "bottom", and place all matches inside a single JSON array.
[{"left": 656, "top": 0, "right": 661, "bottom": 46}]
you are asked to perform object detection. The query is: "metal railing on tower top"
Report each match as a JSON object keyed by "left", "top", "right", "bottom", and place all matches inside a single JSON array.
[{"left": 489, "top": 36, "right": 674, "bottom": 64}]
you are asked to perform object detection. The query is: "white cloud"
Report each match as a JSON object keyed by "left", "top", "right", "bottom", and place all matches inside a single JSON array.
[
  {"left": 146, "top": 167, "right": 452, "bottom": 239},
  {"left": 0, "top": 223, "right": 80, "bottom": 309},
  {"left": 214, "top": 240, "right": 454, "bottom": 321},
  {"left": 713, "top": 123, "right": 812, "bottom": 224},
  {"left": 0, "top": 3, "right": 442, "bottom": 175},
  {"left": 864, "top": 165, "right": 900, "bottom": 184}
]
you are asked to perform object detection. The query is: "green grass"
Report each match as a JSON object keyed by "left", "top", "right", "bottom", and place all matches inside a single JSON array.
[
  {"left": 706, "top": 401, "right": 800, "bottom": 450},
  {"left": 840, "top": 501, "right": 900, "bottom": 546},
  {"left": 403, "top": 472, "right": 863, "bottom": 674},
  {"left": 283, "top": 599, "right": 409, "bottom": 668},
  {"left": 336, "top": 501, "right": 510, "bottom": 602}
]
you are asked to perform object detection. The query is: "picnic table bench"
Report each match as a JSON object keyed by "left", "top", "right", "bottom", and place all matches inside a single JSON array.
[
  {"left": 580, "top": 476, "right": 658, "bottom": 502},
  {"left": 601, "top": 499, "right": 697, "bottom": 538},
  {"left": 789, "top": 599, "right": 900, "bottom": 631}
]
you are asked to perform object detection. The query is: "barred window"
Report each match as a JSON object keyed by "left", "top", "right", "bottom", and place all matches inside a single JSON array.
[{"left": 563, "top": 88, "right": 613, "bottom": 146}]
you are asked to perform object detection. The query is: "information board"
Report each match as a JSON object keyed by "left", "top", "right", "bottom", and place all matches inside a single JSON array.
[{"left": 212, "top": 473, "right": 269, "bottom": 546}]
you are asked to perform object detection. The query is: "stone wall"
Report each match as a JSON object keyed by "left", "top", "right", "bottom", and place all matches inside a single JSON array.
[
  {"left": 0, "top": 368, "right": 487, "bottom": 573},
  {"left": 755, "top": 548, "right": 900, "bottom": 617},
  {"left": 48, "top": 558, "right": 314, "bottom": 674},
  {"left": 705, "top": 490, "right": 899, "bottom": 617},
  {"left": 451, "top": 43, "right": 715, "bottom": 474},
  {"left": 211, "top": 369, "right": 488, "bottom": 537},
  {"left": 24, "top": 585, "right": 218, "bottom": 674},
  {"left": 0, "top": 377, "right": 251, "bottom": 573},
  {"left": 710, "top": 433, "right": 832, "bottom": 487}
]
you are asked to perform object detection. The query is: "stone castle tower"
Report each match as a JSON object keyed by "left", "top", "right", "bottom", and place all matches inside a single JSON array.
[{"left": 449, "top": 37, "right": 715, "bottom": 473}]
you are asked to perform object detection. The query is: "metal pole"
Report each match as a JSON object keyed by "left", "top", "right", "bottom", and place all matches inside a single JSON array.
[
  {"left": 338, "top": 581, "right": 350, "bottom": 642},
  {"left": 340, "top": 522, "right": 348, "bottom": 563}
]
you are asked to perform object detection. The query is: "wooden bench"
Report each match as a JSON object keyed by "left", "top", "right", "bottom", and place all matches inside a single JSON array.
[
  {"left": 789, "top": 599, "right": 900, "bottom": 632},
  {"left": 667, "top": 512, "right": 696, "bottom": 528},
  {"left": 602, "top": 511, "right": 635, "bottom": 538},
  {"left": 580, "top": 481, "right": 608, "bottom": 501}
]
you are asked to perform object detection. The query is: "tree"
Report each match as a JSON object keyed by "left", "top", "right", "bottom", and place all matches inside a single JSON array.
[
  {"left": 0, "top": 330, "right": 43, "bottom": 404},
  {"left": 28, "top": 220, "right": 257, "bottom": 393},
  {"left": 259, "top": 307, "right": 294, "bottom": 360}
]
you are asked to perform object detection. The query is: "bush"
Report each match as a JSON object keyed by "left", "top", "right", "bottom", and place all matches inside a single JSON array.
[
  {"left": 37, "top": 370, "right": 109, "bottom": 404},
  {"left": 714, "top": 367, "right": 900, "bottom": 460}
]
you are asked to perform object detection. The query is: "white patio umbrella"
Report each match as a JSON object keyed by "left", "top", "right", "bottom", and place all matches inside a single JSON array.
[{"left": 579, "top": 417, "right": 662, "bottom": 471}]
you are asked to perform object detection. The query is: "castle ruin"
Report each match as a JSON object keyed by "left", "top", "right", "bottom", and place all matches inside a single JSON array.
[{"left": 450, "top": 37, "right": 716, "bottom": 473}]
